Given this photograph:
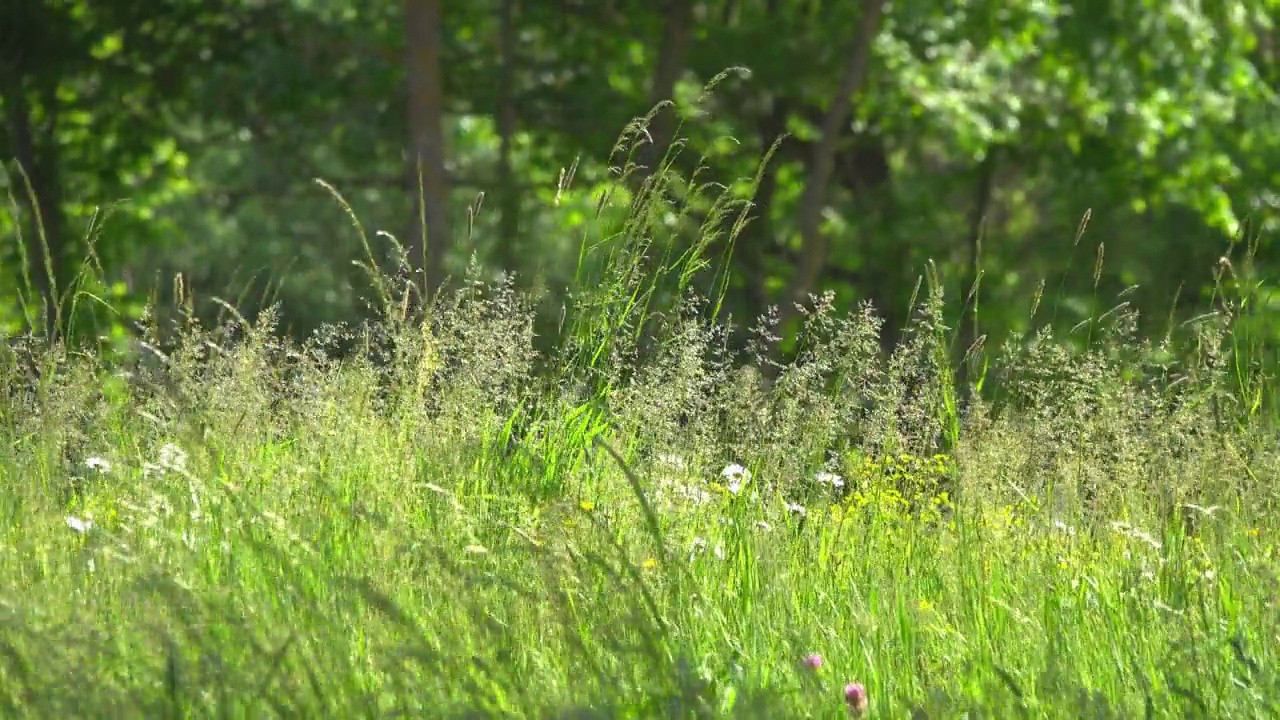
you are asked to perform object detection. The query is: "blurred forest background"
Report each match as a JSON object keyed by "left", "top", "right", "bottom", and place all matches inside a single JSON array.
[{"left": 2, "top": 0, "right": 1279, "bottom": 360}]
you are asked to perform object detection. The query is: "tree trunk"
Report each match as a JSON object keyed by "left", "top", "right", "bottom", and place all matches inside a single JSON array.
[
  {"left": 405, "top": 0, "right": 452, "bottom": 303},
  {"left": 2, "top": 77, "right": 66, "bottom": 339},
  {"left": 778, "top": 0, "right": 884, "bottom": 332},
  {"left": 737, "top": 98, "right": 789, "bottom": 331},
  {"left": 637, "top": 0, "right": 695, "bottom": 181},
  {"left": 495, "top": 0, "right": 521, "bottom": 276}
]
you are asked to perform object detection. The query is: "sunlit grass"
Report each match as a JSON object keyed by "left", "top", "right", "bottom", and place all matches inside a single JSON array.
[
  {"left": 2, "top": 280, "right": 1277, "bottom": 719},
  {"left": 2, "top": 112, "right": 1279, "bottom": 718}
]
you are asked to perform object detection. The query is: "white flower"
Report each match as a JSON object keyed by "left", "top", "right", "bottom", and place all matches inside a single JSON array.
[
  {"left": 159, "top": 443, "right": 188, "bottom": 472},
  {"left": 689, "top": 536, "right": 708, "bottom": 561},
  {"left": 720, "top": 463, "right": 751, "bottom": 494},
  {"left": 815, "top": 471, "right": 844, "bottom": 488},
  {"left": 689, "top": 536, "right": 725, "bottom": 561},
  {"left": 66, "top": 516, "right": 94, "bottom": 533},
  {"left": 756, "top": 520, "right": 773, "bottom": 532},
  {"left": 84, "top": 456, "right": 112, "bottom": 474},
  {"left": 785, "top": 502, "right": 807, "bottom": 517}
]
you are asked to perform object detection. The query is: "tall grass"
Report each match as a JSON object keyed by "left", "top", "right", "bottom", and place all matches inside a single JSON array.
[{"left": 2, "top": 106, "right": 1279, "bottom": 718}]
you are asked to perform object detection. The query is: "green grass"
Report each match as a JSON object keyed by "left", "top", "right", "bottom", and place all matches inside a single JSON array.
[{"left": 3, "top": 119, "right": 1280, "bottom": 718}]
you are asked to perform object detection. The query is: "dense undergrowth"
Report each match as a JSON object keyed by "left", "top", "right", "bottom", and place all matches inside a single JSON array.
[{"left": 2, "top": 113, "right": 1280, "bottom": 718}]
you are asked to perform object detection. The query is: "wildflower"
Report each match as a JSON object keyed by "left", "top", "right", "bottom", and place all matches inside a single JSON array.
[
  {"left": 641, "top": 557, "right": 659, "bottom": 571},
  {"left": 579, "top": 501, "right": 595, "bottom": 512},
  {"left": 688, "top": 536, "right": 726, "bottom": 561},
  {"left": 159, "top": 443, "right": 188, "bottom": 472},
  {"left": 801, "top": 653, "right": 823, "bottom": 671},
  {"left": 720, "top": 463, "right": 751, "bottom": 495},
  {"left": 756, "top": 520, "right": 772, "bottom": 532},
  {"left": 66, "top": 516, "right": 94, "bottom": 533},
  {"left": 815, "top": 471, "right": 844, "bottom": 489},
  {"left": 844, "top": 683, "right": 869, "bottom": 717},
  {"left": 84, "top": 456, "right": 112, "bottom": 474},
  {"left": 690, "top": 536, "right": 708, "bottom": 560},
  {"left": 785, "top": 501, "right": 807, "bottom": 517}
]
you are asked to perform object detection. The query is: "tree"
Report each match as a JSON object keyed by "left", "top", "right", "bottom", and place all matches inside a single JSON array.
[
  {"left": 778, "top": 0, "right": 884, "bottom": 334},
  {"left": 0, "top": 0, "right": 268, "bottom": 338},
  {"left": 494, "top": 0, "right": 522, "bottom": 275},
  {"left": 637, "top": 0, "right": 697, "bottom": 183},
  {"left": 406, "top": 0, "right": 452, "bottom": 303},
  {"left": 7, "top": 0, "right": 1278, "bottom": 360}
]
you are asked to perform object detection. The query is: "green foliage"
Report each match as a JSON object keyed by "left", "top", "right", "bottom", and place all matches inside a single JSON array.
[{"left": 6, "top": 0, "right": 1278, "bottom": 353}]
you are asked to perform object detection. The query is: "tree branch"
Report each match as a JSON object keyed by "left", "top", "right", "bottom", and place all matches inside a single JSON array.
[{"left": 778, "top": 0, "right": 885, "bottom": 334}]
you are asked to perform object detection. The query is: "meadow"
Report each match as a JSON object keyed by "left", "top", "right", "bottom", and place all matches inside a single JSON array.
[{"left": 2, "top": 146, "right": 1279, "bottom": 719}]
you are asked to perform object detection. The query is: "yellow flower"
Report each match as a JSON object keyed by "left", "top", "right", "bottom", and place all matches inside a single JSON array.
[
  {"left": 641, "top": 557, "right": 659, "bottom": 571},
  {"left": 579, "top": 501, "right": 595, "bottom": 512}
]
